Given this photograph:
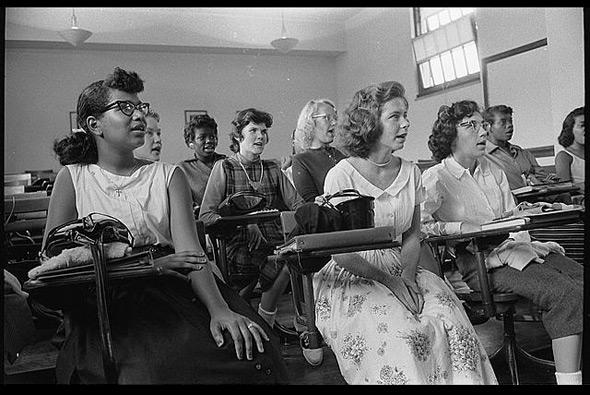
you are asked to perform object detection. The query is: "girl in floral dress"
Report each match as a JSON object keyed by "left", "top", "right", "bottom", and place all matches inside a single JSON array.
[{"left": 312, "top": 81, "right": 497, "bottom": 384}]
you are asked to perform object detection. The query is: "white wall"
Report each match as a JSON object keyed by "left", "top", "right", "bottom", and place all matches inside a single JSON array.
[
  {"left": 4, "top": 48, "right": 337, "bottom": 173},
  {"left": 335, "top": 7, "right": 584, "bottom": 162},
  {"left": 545, "top": 8, "right": 585, "bottom": 143}
]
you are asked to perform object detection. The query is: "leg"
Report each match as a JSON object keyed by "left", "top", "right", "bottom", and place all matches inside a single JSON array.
[{"left": 258, "top": 265, "right": 291, "bottom": 326}]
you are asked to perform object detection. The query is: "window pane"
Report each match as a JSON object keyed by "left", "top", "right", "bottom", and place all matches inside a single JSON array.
[
  {"left": 433, "top": 29, "right": 448, "bottom": 53},
  {"left": 451, "top": 47, "right": 468, "bottom": 78},
  {"left": 427, "top": 14, "right": 440, "bottom": 31},
  {"left": 461, "top": 8, "right": 475, "bottom": 16},
  {"left": 440, "top": 51, "right": 456, "bottom": 81},
  {"left": 449, "top": 8, "right": 463, "bottom": 20},
  {"left": 412, "top": 37, "right": 426, "bottom": 62},
  {"left": 430, "top": 56, "right": 445, "bottom": 85},
  {"left": 445, "top": 23, "right": 460, "bottom": 48},
  {"left": 439, "top": 10, "right": 451, "bottom": 26},
  {"left": 420, "top": 62, "right": 434, "bottom": 88},
  {"left": 464, "top": 41, "right": 480, "bottom": 74},
  {"left": 423, "top": 34, "right": 437, "bottom": 58}
]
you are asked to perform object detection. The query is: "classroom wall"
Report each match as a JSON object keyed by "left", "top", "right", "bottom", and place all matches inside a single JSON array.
[
  {"left": 4, "top": 48, "right": 337, "bottom": 173},
  {"left": 335, "top": 7, "right": 585, "bottom": 162},
  {"left": 4, "top": 8, "right": 584, "bottom": 174}
]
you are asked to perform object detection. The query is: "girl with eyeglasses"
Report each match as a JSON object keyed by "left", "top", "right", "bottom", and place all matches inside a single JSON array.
[
  {"left": 43, "top": 67, "right": 289, "bottom": 384},
  {"left": 291, "top": 99, "right": 347, "bottom": 202},
  {"left": 422, "top": 100, "right": 583, "bottom": 385}
]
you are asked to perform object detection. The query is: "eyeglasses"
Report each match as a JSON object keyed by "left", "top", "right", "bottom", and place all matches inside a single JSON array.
[
  {"left": 458, "top": 119, "right": 488, "bottom": 131},
  {"left": 312, "top": 113, "right": 337, "bottom": 124},
  {"left": 102, "top": 100, "right": 150, "bottom": 117}
]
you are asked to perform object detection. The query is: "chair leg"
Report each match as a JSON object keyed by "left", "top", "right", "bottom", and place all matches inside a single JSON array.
[{"left": 299, "top": 273, "right": 323, "bottom": 366}]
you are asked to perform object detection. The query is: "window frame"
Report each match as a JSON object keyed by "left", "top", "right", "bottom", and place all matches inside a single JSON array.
[{"left": 412, "top": 7, "right": 481, "bottom": 98}]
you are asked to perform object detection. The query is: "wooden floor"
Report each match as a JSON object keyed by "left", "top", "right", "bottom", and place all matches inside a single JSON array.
[{"left": 4, "top": 293, "right": 557, "bottom": 385}]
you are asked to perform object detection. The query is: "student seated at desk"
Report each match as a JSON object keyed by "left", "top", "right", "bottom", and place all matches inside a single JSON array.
[
  {"left": 291, "top": 99, "right": 347, "bottom": 202},
  {"left": 43, "top": 67, "right": 288, "bottom": 384},
  {"left": 312, "top": 81, "right": 496, "bottom": 385},
  {"left": 421, "top": 100, "right": 583, "bottom": 385},
  {"left": 199, "top": 108, "right": 304, "bottom": 329},
  {"left": 555, "top": 106, "right": 585, "bottom": 196}
]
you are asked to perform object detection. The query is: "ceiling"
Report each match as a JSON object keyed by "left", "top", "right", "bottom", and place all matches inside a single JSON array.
[{"left": 5, "top": 7, "right": 376, "bottom": 56}]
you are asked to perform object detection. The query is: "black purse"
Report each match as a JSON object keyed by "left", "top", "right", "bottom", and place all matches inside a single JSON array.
[
  {"left": 42, "top": 212, "right": 134, "bottom": 259},
  {"left": 217, "top": 191, "right": 267, "bottom": 217},
  {"left": 321, "top": 189, "right": 375, "bottom": 230}
]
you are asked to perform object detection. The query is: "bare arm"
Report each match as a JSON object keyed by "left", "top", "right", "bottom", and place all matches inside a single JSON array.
[
  {"left": 42, "top": 167, "right": 78, "bottom": 249},
  {"left": 168, "top": 167, "right": 268, "bottom": 360},
  {"left": 554, "top": 150, "right": 573, "bottom": 182},
  {"left": 198, "top": 160, "right": 225, "bottom": 226}
]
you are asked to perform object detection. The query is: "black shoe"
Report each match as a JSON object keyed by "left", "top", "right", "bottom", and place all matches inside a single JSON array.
[{"left": 463, "top": 303, "right": 489, "bottom": 325}]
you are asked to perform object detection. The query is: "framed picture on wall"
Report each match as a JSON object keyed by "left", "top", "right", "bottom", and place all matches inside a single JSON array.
[
  {"left": 184, "top": 110, "right": 208, "bottom": 124},
  {"left": 69, "top": 111, "right": 78, "bottom": 132}
]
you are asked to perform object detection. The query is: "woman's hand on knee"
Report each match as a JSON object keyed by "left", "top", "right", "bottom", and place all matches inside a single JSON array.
[{"left": 209, "top": 308, "right": 270, "bottom": 360}]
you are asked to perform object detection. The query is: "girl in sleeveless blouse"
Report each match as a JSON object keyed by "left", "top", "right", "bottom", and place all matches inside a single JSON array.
[
  {"left": 555, "top": 107, "right": 585, "bottom": 195},
  {"left": 43, "top": 67, "right": 289, "bottom": 384}
]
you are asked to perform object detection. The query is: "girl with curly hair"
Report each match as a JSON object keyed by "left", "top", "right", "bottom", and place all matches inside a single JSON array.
[
  {"left": 311, "top": 82, "right": 497, "bottom": 384},
  {"left": 421, "top": 100, "right": 583, "bottom": 385}
]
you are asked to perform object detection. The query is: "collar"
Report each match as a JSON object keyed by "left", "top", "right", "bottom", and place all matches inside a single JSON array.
[
  {"left": 443, "top": 156, "right": 491, "bottom": 179},
  {"left": 484, "top": 139, "right": 501, "bottom": 154}
]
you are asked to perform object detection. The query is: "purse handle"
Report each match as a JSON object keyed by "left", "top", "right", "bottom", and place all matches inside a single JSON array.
[{"left": 320, "top": 189, "right": 366, "bottom": 211}]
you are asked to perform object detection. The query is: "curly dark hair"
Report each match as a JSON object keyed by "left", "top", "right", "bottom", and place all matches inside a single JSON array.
[
  {"left": 336, "top": 81, "right": 407, "bottom": 158},
  {"left": 183, "top": 114, "right": 218, "bottom": 147},
  {"left": 557, "top": 106, "right": 584, "bottom": 148},
  {"left": 482, "top": 104, "right": 512, "bottom": 124},
  {"left": 53, "top": 67, "right": 145, "bottom": 165},
  {"left": 428, "top": 100, "right": 481, "bottom": 162},
  {"left": 229, "top": 108, "right": 273, "bottom": 153}
]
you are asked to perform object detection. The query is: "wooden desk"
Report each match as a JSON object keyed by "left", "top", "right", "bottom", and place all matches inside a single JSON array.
[
  {"left": 275, "top": 226, "right": 400, "bottom": 364},
  {"left": 424, "top": 208, "right": 584, "bottom": 317},
  {"left": 514, "top": 185, "right": 580, "bottom": 204}
]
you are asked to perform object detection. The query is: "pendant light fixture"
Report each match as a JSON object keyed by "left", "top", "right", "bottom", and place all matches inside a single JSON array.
[
  {"left": 58, "top": 8, "right": 93, "bottom": 47},
  {"left": 270, "top": 11, "right": 299, "bottom": 54}
]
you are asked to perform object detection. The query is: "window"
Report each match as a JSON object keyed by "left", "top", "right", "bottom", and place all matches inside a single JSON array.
[{"left": 412, "top": 7, "right": 480, "bottom": 97}]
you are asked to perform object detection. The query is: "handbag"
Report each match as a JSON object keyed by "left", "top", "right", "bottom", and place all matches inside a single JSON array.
[
  {"left": 42, "top": 212, "right": 134, "bottom": 259},
  {"left": 30, "top": 212, "right": 134, "bottom": 383},
  {"left": 217, "top": 190, "right": 267, "bottom": 217},
  {"left": 321, "top": 189, "right": 375, "bottom": 230},
  {"left": 289, "top": 189, "right": 375, "bottom": 239}
]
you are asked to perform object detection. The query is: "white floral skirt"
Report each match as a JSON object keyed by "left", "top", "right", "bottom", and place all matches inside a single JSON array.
[{"left": 312, "top": 248, "right": 498, "bottom": 385}]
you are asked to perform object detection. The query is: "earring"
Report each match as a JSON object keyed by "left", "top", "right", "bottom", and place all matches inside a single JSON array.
[{"left": 189, "top": 143, "right": 195, "bottom": 148}]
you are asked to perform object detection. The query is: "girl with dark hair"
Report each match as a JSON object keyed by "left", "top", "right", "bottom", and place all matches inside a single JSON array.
[
  {"left": 555, "top": 106, "right": 585, "bottom": 194},
  {"left": 421, "top": 100, "right": 583, "bottom": 385},
  {"left": 199, "top": 108, "right": 304, "bottom": 331},
  {"left": 311, "top": 82, "right": 497, "bottom": 384},
  {"left": 44, "top": 67, "right": 289, "bottom": 384}
]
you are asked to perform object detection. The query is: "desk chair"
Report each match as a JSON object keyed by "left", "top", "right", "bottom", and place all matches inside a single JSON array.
[{"left": 425, "top": 238, "right": 555, "bottom": 385}]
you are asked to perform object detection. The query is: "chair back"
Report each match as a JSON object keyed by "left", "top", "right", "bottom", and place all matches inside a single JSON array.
[
  {"left": 280, "top": 211, "right": 297, "bottom": 243},
  {"left": 525, "top": 144, "right": 555, "bottom": 174}
]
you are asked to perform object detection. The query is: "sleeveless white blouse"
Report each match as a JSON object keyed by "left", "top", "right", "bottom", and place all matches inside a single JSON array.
[{"left": 66, "top": 162, "right": 178, "bottom": 247}]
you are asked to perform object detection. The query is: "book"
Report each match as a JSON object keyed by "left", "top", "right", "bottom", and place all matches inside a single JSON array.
[
  {"left": 511, "top": 185, "right": 535, "bottom": 195},
  {"left": 480, "top": 217, "right": 530, "bottom": 231},
  {"left": 276, "top": 226, "right": 396, "bottom": 254}
]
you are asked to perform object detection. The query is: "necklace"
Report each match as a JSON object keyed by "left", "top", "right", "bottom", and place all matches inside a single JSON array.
[
  {"left": 98, "top": 162, "right": 141, "bottom": 197},
  {"left": 237, "top": 155, "right": 264, "bottom": 191},
  {"left": 366, "top": 154, "right": 393, "bottom": 167}
]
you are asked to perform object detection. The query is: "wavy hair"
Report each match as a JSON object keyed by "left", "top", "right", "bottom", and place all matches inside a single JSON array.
[
  {"left": 229, "top": 108, "right": 273, "bottom": 153},
  {"left": 53, "top": 67, "right": 145, "bottom": 165},
  {"left": 183, "top": 114, "right": 218, "bottom": 147},
  {"left": 428, "top": 100, "right": 481, "bottom": 162},
  {"left": 294, "top": 99, "right": 336, "bottom": 150},
  {"left": 336, "top": 81, "right": 408, "bottom": 158},
  {"left": 557, "top": 106, "right": 584, "bottom": 148}
]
